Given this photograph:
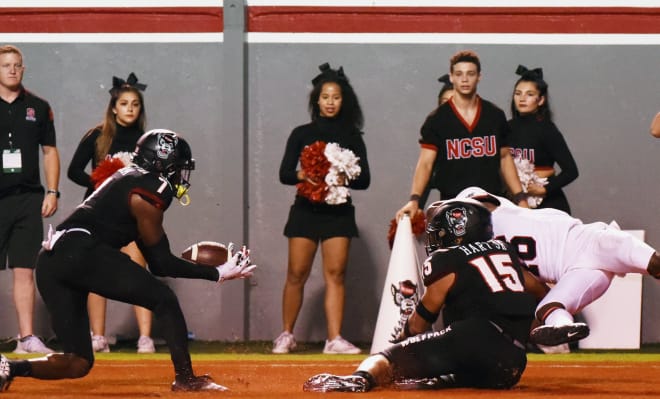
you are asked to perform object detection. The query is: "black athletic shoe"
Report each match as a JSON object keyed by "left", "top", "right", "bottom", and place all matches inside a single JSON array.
[
  {"left": 303, "top": 373, "right": 369, "bottom": 392},
  {"left": 530, "top": 323, "right": 590, "bottom": 346},
  {"left": 171, "top": 374, "right": 228, "bottom": 392},
  {"left": 0, "top": 354, "right": 13, "bottom": 392}
]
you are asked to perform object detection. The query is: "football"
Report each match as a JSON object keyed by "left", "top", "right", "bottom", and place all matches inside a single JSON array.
[{"left": 181, "top": 241, "right": 228, "bottom": 266}]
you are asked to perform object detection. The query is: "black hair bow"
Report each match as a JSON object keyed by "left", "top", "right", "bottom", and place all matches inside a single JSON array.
[
  {"left": 110, "top": 72, "right": 147, "bottom": 94},
  {"left": 311, "top": 62, "right": 349, "bottom": 86},
  {"left": 515, "top": 64, "right": 543, "bottom": 80},
  {"left": 438, "top": 74, "right": 453, "bottom": 87}
]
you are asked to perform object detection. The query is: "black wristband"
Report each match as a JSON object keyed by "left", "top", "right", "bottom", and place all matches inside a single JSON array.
[
  {"left": 415, "top": 301, "right": 439, "bottom": 324},
  {"left": 512, "top": 191, "right": 527, "bottom": 204},
  {"left": 46, "top": 189, "right": 60, "bottom": 198},
  {"left": 409, "top": 194, "right": 421, "bottom": 203}
]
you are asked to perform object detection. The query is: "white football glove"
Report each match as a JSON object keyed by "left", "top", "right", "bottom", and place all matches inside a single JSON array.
[{"left": 216, "top": 242, "right": 257, "bottom": 283}]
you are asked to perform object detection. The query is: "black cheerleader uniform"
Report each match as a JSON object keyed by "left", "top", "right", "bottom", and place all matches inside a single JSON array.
[
  {"left": 279, "top": 117, "right": 370, "bottom": 240},
  {"left": 68, "top": 124, "right": 144, "bottom": 198},
  {"left": 508, "top": 114, "right": 578, "bottom": 214}
]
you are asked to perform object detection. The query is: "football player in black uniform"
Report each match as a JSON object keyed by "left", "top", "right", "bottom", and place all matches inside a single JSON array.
[
  {"left": 0, "top": 129, "right": 256, "bottom": 393},
  {"left": 304, "top": 199, "right": 546, "bottom": 392}
]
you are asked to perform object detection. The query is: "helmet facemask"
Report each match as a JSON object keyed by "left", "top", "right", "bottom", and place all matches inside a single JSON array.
[
  {"left": 134, "top": 129, "right": 195, "bottom": 204},
  {"left": 425, "top": 223, "right": 446, "bottom": 255},
  {"left": 424, "top": 199, "right": 493, "bottom": 254},
  {"left": 168, "top": 159, "right": 195, "bottom": 200}
]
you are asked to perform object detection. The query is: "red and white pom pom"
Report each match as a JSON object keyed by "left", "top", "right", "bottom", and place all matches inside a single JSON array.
[{"left": 90, "top": 151, "right": 134, "bottom": 188}]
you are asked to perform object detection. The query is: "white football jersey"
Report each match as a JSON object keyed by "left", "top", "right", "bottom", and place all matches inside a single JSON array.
[
  {"left": 455, "top": 187, "right": 653, "bottom": 283},
  {"left": 485, "top": 194, "right": 580, "bottom": 283}
]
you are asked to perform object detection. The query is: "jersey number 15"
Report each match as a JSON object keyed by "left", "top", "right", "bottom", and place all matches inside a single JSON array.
[{"left": 470, "top": 253, "right": 525, "bottom": 293}]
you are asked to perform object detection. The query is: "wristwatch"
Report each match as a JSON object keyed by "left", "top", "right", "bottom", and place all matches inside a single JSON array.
[{"left": 46, "top": 189, "right": 60, "bottom": 198}]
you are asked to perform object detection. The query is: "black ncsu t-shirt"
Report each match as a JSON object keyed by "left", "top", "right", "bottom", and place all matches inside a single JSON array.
[
  {"left": 58, "top": 165, "right": 174, "bottom": 249},
  {"left": 422, "top": 239, "right": 536, "bottom": 343},
  {"left": 420, "top": 97, "right": 511, "bottom": 199}
]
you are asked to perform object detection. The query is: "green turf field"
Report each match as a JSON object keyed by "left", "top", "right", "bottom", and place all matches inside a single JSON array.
[{"left": 4, "top": 337, "right": 660, "bottom": 362}]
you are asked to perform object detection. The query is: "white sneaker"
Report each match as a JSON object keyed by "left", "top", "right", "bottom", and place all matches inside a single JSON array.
[
  {"left": 323, "top": 336, "right": 361, "bottom": 354},
  {"left": 137, "top": 336, "right": 155, "bottom": 354},
  {"left": 13, "top": 335, "right": 54, "bottom": 354},
  {"left": 272, "top": 331, "right": 296, "bottom": 354},
  {"left": 92, "top": 335, "right": 110, "bottom": 353}
]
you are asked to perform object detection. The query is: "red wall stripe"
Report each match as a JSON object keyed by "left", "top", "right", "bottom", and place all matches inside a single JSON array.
[
  {"left": 0, "top": 7, "right": 223, "bottom": 33},
  {"left": 1, "top": 6, "right": 658, "bottom": 34},
  {"left": 248, "top": 6, "right": 660, "bottom": 34}
]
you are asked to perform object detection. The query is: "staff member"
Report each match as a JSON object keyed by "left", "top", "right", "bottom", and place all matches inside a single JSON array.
[{"left": 0, "top": 44, "right": 59, "bottom": 354}]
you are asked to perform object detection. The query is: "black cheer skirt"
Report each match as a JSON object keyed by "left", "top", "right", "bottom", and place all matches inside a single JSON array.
[{"left": 283, "top": 196, "right": 359, "bottom": 240}]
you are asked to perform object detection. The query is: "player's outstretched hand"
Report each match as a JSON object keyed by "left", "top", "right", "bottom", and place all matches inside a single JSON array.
[{"left": 216, "top": 243, "right": 257, "bottom": 283}]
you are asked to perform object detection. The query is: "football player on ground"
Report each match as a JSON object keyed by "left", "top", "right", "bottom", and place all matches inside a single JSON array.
[
  {"left": 304, "top": 200, "right": 547, "bottom": 392},
  {"left": 455, "top": 186, "right": 660, "bottom": 346},
  {"left": 0, "top": 129, "right": 256, "bottom": 393}
]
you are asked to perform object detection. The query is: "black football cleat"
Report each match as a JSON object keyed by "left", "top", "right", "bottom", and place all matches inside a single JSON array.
[
  {"left": 0, "top": 354, "right": 13, "bottom": 392},
  {"left": 171, "top": 374, "right": 228, "bottom": 392},
  {"left": 394, "top": 374, "right": 457, "bottom": 390},
  {"left": 303, "top": 373, "right": 369, "bottom": 393},
  {"left": 530, "top": 322, "right": 590, "bottom": 346}
]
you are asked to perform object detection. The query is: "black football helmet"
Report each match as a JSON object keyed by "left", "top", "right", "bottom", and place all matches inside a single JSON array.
[
  {"left": 133, "top": 129, "right": 195, "bottom": 199},
  {"left": 424, "top": 199, "right": 493, "bottom": 254}
]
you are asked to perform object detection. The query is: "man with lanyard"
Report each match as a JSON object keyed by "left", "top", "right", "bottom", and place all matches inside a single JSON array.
[{"left": 0, "top": 44, "right": 59, "bottom": 354}]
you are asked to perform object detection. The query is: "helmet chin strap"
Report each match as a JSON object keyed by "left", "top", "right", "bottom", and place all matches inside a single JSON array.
[
  {"left": 175, "top": 184, "right": 191, "bottom": 206},
  {"left": 178, "top": 193, "right": 191, "bottom": 206}
]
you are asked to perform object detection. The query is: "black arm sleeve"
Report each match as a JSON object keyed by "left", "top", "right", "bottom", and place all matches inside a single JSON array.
[
  {"left": 67, "top": 129, "right": 98, "bottom": 190},
  {"left": 279, "top": 127, "right": 303, "bottom": 185},
  {"left": 138, "top": 234, "right": 220, "bottom": 281},
  {"left": 543, "top": 122, "right": 578, "bottom": 193}
]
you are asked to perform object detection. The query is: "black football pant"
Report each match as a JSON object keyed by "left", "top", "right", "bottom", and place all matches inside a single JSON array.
[
  {"left": 382, "top": 318, "right": 527, "bottom": 389},
  {"left": 35, "top": 231, "right": 194, "bottom": 380}
]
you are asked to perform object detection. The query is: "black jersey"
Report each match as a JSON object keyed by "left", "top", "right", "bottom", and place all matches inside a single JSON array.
[
  {"left": 507, "top": 114, "right": 578, "bottom": 194},
  {"left": 420, "top": 97, "right": 510, "bottom": 199},
  {"left": 422, "top": 239, "right": 535, "bottom": 343},
  {"left": 58, "top": 165, "right": 173, "bottom": 249}
]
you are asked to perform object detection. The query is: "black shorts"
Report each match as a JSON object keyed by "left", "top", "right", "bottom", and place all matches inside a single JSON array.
[
  {"left": 283, "top": 196, "right": 358, "bottom": 240},
  {"left": 0, "top": 191, "right": 43, "bottom": 269}
]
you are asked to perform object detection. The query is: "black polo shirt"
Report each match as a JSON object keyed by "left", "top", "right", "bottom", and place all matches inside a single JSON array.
[{"left": 0, "top": 88, "right": 56, "bottom": 194}]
